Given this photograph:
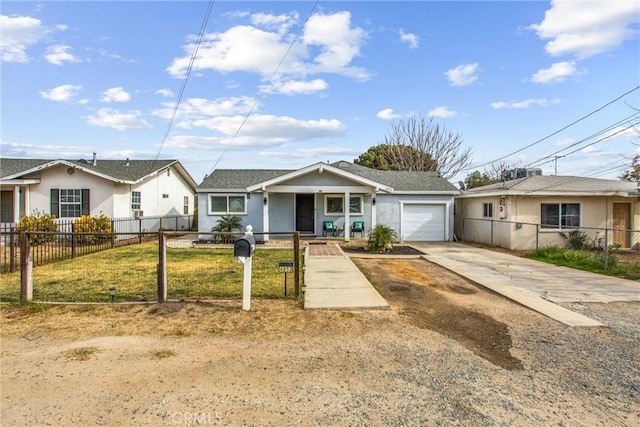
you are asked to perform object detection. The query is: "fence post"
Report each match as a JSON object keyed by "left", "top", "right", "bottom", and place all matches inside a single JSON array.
[
  {"left": 20, "top": 232, "right": 33, "bottom": 301},
  {"left": 138, "top": 218, "right": 143, "bottom": 244},
  {"left": 71, "top": 222, "right": 77, "bottom": 259},
  {"left": 604, "top": 228, "right": 610, "bottom": 269},
  {"left": 157, "top": 232, "right": 167, "bottom": 302},
  {"left": 293, "top": 231, "right": 300, "bottom": 298},
  {"left": 9, "top": 229, "right": 16, "bottom": 272},
  {"left": 490, "top": 220, "right": 494, "bottom": 247},
  {"left": 536, "top": 224, "right": 540, "bottom": 254},
  {"left": 110, "top": 220, "right": 115, "bottom": 248}
]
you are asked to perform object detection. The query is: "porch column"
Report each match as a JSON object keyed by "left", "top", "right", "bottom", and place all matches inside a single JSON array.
[
  {"left": 371, "top": 191, "right": 377, "bottom": 230},
  {"left": 262, "top": 192, "right": 269, "bottom": 242},
  {"left": 344, "top": 191, "right": 350, "bottom": 242},
  {"left": 13, "top": 185, "right": 20, "bottom": 223},
  {"left": 23, "top": 186, "right": 30, "bottom": 218}
]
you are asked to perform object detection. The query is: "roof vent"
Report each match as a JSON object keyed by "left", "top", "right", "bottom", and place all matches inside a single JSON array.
[
  {"left": 92, "top": 152, "right": 97, "bottom": 166},
  {"left": 125, "top": 158, "right": 130, "bottom": 166}
]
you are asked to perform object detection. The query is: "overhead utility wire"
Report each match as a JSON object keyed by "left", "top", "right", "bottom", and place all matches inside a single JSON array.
[
  {"left": 207, "top": 0, "right": 321, "bottom": 175},
  {"left": 525, "top": 112, "right": 640, "bottom": 168},
  {"left": 462, "top": 84, "right": 640, "bottom": 172},
  {"left": 155, "top": 0, "right": 216, "bottom": 161}
]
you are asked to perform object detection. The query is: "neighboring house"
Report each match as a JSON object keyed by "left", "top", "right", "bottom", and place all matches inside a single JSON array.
[
  {"left": 455, "top": 175, "right": 640, "bottom": 250},
  {"left": 196, "top": 160, "right": 459, "bottom": 242},
  {"left": 0, "top": 156, "right": 197, "bottom": 225}
]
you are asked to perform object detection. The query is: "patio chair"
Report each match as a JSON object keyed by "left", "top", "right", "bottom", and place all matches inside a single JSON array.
[
  {"left": 351, "top": 221, "right": 365, "bottom": 237},
  {"left": 323, "top": 221, "right": 337, "bottom": 237}
]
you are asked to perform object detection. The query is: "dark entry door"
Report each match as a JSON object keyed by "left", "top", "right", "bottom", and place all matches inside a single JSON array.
[{"left": 296, "top": 194, "right": 315, "bottom": 234}]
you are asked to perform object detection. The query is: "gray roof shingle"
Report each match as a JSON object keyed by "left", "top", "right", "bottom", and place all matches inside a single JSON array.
[
  {"left": 463, "top": 175, "right": 638, "bottom": 195},
  {"left": 197, "top": 161, "right": 459, "bottom": 193}
]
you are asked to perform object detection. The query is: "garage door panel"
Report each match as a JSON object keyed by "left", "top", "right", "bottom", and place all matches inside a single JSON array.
[{"left": 402, "top": 204, "right": 445, "bottom": 241}]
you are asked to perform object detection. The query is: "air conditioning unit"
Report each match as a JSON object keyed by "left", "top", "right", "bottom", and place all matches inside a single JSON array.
[{"left": 133, "top": 209, "right": 144, "bottom": 218}]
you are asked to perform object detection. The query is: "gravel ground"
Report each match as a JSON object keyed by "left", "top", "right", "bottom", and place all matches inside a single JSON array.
[{"left": 1, "top": 258, "right": 638, "bottom": 426}]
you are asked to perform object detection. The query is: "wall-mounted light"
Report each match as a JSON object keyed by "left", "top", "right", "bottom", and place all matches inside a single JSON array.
[
  {"left": 372, "top": 197, "right": 376, "bottom": 206},
  {"left": 264, "top": 197, "right": 268, "bottom": 205}
]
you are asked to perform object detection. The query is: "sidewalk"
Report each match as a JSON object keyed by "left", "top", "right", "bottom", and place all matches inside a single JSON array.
[{"left": 303, "top": 244, "right": 389, "bottom": 310}]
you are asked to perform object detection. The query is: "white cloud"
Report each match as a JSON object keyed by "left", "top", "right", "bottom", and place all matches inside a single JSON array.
[
  {"left": 39, "top": 84, "right": 82, "bottom": 102},
  {"left": 85, "top": 108, "right": 151, "bottom": 131},
  {"left": 530, "top": 0, "right": 639, "bottom": 59},
  {"left": 399, "top": 29, "right": 419, "bottom": 49},
  {"left": 100, "top": 87, "right": 131, "bottom": 103},
  {"left": 261, "top": 79, "right": 328, "bottom": 95},
  {"left": 152, "top": 96, "right": 257, "bottom": 121},
  {"left": 376, "top": 108, "right": 401, "bottom": 120},
  {"left": 531, "top": 61, "right": 578, "bottom": 84},
  {"left": 156, "top": 89, "right": 175, "bottom": 98},
  {"left": 251, "top": 12, "right": 298, "bottom": 34},
  {"left": 491, "top": 98, "right": 561, "bottom": 109},
  {"left": 428, "top": 106, "right": 457, "bottom": 118},
  {"left": 45, "top": 45, "right": 81, "bottom": 66},
  {"left": 175, "top": 114, "right": 346, "bottom": 142},
  {"left": 259, "top": 146, "right": 357, "bottom": 159},
  {"left": 0, "top": 15, "right": 47, "bottom": 63},
  {"left": 445, "top": 63, "right": 479, "bottom": 87},
  {"left": 167, "top": 11, "right": 369, "bottom": 83}
]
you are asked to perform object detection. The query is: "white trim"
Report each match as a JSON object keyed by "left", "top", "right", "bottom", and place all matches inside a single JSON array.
[
  {"left": 399, "top": 200, "right": 450, "bottom": 242},
  {"left": 208, "top": 194, "right": 247, "bottom": 215},
  {"left": 264, "top": 185, "right": 372, "bottom": 194},
  {"left": 324, "top": 194, "right": 363, "bottom": 216},
  {"left": 246, "top": 162, "right": 394, "bottom": 193},
  {"left": 0, "top": 179, "right": 40, "bottom": 185}
]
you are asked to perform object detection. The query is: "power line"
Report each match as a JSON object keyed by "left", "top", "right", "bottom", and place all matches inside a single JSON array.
[
  {"left": 155, "top": 0, "right": 216, "bottom": 161},
  {"left": 463, "top": 84, "right": 640, "bottom": 172},
  {"left": 207, "top": 0, "right": 321, "bottom": 176}
]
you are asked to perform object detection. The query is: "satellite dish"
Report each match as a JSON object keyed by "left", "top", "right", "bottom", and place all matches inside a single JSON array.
[{"left": 458, "top": 181, "right": 466, "bottom": 191}]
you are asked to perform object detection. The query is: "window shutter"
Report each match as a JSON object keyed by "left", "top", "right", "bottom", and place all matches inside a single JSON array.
[
  {"left": 50, "top": 189, "right": 59, "bottom": 218},
  {"left": 81, "top": 189, "right": 90, "bottom": 215}
]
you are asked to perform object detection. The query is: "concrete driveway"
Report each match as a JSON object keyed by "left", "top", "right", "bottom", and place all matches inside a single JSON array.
[{"left": 409, "top": 242, "right": 640, "bottom": 304}]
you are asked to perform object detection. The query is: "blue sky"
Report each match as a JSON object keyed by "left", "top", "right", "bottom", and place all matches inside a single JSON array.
[{"left": 1, "top": 0, "right": 638, "bottom": 184}]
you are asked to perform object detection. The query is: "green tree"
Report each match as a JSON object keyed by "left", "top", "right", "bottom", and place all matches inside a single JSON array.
[
  {"left": 355, "top": 114, "right": 471, "bottom": 179},
  {"left": 464, "top": 171, "right": 494, "bottom": 189},
  {"left": 620, "top": 154, "right": 639, "bottom": 183},
  {"left": 212, "top": 215, "right": 243, "bottom": 243}
]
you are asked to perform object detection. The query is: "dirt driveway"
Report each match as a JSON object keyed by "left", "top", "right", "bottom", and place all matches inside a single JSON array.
[{"left": 2, "top": 258, "right": 638, "bottom": 426}]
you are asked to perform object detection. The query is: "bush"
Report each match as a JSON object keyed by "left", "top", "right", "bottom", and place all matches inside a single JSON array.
[
  {"left": 16, "top": 210, "right": 57, "bottom": 245},
  {"left": 562, "top": 229, "right": 588, "bottom": 250},
  {"left": 74, "top": 214, "right": 112, "bottom": 245},
  {"left": 212, "top": 215, "right": 243, "bottom": 243},
  {"left": 367, "top": 224, "right": 398, "bottom": 253}
]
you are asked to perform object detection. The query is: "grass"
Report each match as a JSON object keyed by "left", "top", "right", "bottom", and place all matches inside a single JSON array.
[
  {"left": 65, "top": 346, "right": 98, "bottom": 361},
  {"left": 150, "top": 349, "right": 177, "bottom": 359},
  {"left": 523, "top": 246, "right": 640, "bottom": 280},
  {"left": 0, "top": 242, "right": 300, "bottom": 302}
]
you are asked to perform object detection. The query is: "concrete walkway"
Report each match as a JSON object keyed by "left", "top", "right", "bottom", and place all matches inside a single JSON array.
[
  {"left": 303, "top": 243, "right": 389, "bottom": 310},
  {"left": 410, "top": 242, "right": 640, "bottom": 327}
]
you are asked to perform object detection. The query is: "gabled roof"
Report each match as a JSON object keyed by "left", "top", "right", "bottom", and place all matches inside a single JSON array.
[
  {"left": 459, "top": 175, "right": 639, "bottom": 198},
  {"left": 197, "top": 160, "right": 459, "bottom": 194},
  {"left": 0, "top": 158, "right": 198, "bottom": 189}
]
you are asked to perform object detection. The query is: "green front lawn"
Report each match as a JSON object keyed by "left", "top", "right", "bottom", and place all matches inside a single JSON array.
[{"left": 0, "top": 242, "right": 300, "bottom": 302}]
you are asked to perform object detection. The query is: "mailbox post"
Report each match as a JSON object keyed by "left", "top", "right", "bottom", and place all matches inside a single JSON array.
[{"left": 234, "top": 225, "right": 256, "bottom": 311}]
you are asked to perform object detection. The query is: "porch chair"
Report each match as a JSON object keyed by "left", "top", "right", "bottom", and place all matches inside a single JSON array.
[
  {"left": 323, "top": 221, "right": 338, "bottom": 237},
  {"left": 351, "top": 221, "right": 365, "bottom": 237}
]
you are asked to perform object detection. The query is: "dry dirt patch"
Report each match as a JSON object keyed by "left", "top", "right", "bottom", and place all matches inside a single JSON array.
[{"left": 352, "top": 258, "right": 522, "bottom": 370}]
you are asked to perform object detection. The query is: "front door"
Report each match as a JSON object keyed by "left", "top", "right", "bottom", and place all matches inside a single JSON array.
[
  {"left": 296, "top": 194, "right": 315, "bottom": 234},
  {"left": 612, "top": 203, "right": 631, "bottom": 247}
]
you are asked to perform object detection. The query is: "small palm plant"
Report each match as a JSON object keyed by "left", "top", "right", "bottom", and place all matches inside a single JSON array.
[
  {"left": 212, "top": 215, "right": 243, "bottom": 243},
  {"left": 367, "top": 224, "right": 398, "bottom": 253}
]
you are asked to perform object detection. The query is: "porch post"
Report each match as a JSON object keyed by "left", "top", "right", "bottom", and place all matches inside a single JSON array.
[
  {"left": 370, "top": 191, "right": 377, "bottom": 230},
  {"left": 344, "top": 191, "right": 350, "bottom": 242},
  {"left": 262, "top": 192, "right": 269, "bottom": 242},
  {"left": 13, "top": 186, "right": 20, "bottom": 223},
  {"left": 23, "top": 186, "right": 30, "bottom": 218}
]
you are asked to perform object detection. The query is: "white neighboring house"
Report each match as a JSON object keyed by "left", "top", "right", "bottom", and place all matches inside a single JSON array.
[{"left": 0, "top": 156, "right": 197, "bottom": 226}]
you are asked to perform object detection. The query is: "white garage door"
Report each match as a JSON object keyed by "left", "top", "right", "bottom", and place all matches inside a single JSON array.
[{"left": 401, "top": 204, "right": 446, "bottom": 241}]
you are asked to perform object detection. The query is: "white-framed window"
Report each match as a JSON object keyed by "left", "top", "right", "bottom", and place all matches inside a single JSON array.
[
  {"left": 183, "top": 196, "right": 189, "bottom": 215},
  {"left": 131, "top": 191, "right": 141, "bottom": 210},
  {"left": 324, "top": 195, "right": 363, "bottom": 216},
  {"left": 208, "top": 194, "right": 246, "bottom": 215},
  {"left": 541, "top": 203, "right": 580, "bottom": 229},
  {"left": 51, "top": 188, "right": 89, "bottom": 218},
  {"left": 482, "top": 202, "right": 493, "bottom": 218}
]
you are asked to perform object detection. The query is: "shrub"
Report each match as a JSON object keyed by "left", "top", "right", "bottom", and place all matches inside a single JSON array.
[
  {"left": 212, "top": 215, "right": 243, "bottom": 243},
  {"left": 74, "top": 214, "right": 112, "bottom": 245},
  {"left": 367, "top": 224, "right": 398, "bottom": 253},
  {"left": 562, "top": 229, "right": 588, "bottom": 250},
  {"left": 16, "top": 210, "right": 57, "bottom": 245}
]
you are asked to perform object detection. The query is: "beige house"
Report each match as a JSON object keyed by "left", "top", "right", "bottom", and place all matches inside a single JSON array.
[{"left": 455, "top": 175, "right": 639, "bottom": 250}]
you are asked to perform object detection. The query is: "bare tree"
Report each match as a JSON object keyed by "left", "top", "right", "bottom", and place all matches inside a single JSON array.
[{"left": 380, "top": 114, "right": 472, "bottom": 179}]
